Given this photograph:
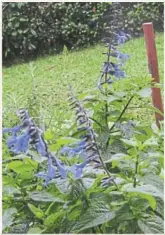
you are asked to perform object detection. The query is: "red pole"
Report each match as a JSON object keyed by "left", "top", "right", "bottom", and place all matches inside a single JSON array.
[{"left": 142, "top": 22, "right": 164, "bottom": 128}]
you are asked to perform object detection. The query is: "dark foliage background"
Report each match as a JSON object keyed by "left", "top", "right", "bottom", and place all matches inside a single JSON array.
[{"left": 2, "top": 2, "right": 164, "bottom": 64}]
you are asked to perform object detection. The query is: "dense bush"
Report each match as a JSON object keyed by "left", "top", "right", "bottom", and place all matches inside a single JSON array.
[
  {"left": 122, "top": 2, "right": 164, "bottom": 35},
  {"left": 103, "top": 2, "right": 164, "bottom": 38},
  {"left": 2, "top": 2, "right": 109, "bottom": 62},
  {"left": 2, "top": 2, "right": 164, "bottom": 63}
]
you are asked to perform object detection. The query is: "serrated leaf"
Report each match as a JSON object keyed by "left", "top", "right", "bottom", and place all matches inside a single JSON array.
[
  {"left": 29, "top": 191, "right": 64, "bottom": 203},
  {"left": 3, "top": 208, "right": 17, "bottom": 230},
  {"left": 141, "top": 173, "right": 164, "bottom": 192},
  {"left": 7, "top": 158, "right": 38, "bottom": 174},
  {"left": 123, "top": 184, "right": 163, "bottom": 201},
  {"left": 112, "top": 203, "right": 134, "bottom": 222},
  {"left": 28, "top": 203, "right": 44, "bottom": 219},
  {"left": 71, "top": 201, "right": 115, "bottom": 232},
  {"left": 138, "top": 215, "right": 164, "bottom": 234}
]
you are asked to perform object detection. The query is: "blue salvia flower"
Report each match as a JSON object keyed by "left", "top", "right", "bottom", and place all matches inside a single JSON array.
[
  {"left": 61, "top": 90, "right": 101, "bottom": 165},
  {"left": 35, "top": 136, "right": 48, "bottom": 157},
  {"left": 6, "top": 135, "right": 17, "bottom": 149},
  {"left": 3, "top": 125, "right": 24, "bottom": 151},
  {"left": 55, "top": 158, "right": 68, "bottom": 178},
  {"left": 10, "top": 131, "right": 31, "bottom": 154},
  {"left": 111, "top": 50, "right": 130, "bottom": 65},
  {"left": 59, "top": 146, "right": 84, "bottom": 158},
  {"left": 98, "top": 30, "right": 131, "bottom": 89},
  {"left": 3, "top": 109, "right": 48, "bottom": 156},
  {"left": 69, "top": 161, "right": 89, "bottom": 179},
  {"left": 36, "top": 156, "right": 56, "bottom": 186},
  {"left": 59, "top": 140, "right": 86, "bottom": 159},
  {"left": 113, "top": 63, "right": 126, "bottom": 79},
  {"left": 116, "top": 31, "right": 131, "bottom": 45},
  {"left": 3, "top": 125, "right": 23, "bottom": 135}
]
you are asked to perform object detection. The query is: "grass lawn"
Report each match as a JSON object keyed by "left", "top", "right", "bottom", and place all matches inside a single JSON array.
[{"left": 3, "top": 32, "right": 164, "bottom": 136}]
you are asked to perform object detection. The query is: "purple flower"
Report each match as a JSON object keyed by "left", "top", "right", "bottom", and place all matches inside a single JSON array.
[
  {"left": 103, "top": 62, "right": 114, "bottom": 73},
  {"left": 35, "top": 136, "right": 47, "bottom": 156},
  {"left": 116, "top": 31, "right": 131, "bottom": 45},
  {"left": 36, "top": 156, "right": 56, "bottom": 186},
  {"left": 59, "top": 143, "right": 85, "bottom": 158},
  {"left": 17, "top": 109, "right": 30, "bottom": 126},
  {"left": 69, "top": 161, "right": 89, "bottom": 179},
  {"left": 3, "top": 125, "right": 23, "bottom": 136},
  {"left": 10, "top": 131, "right": 31, "bottom": 154},
  {"left": 113, "top": 64, "right": 126, "bottom": 79},
  {"left": 56, "top": 158, "right": 68, "bottom": 178},
  {"left": 111, "top": 51, "right": 129, "bottom": 63}
]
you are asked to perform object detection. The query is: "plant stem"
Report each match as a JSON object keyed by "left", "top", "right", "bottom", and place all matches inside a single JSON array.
[
  {"left": 133, "top": 153, "right": 139, "bottom": 188},
  {"left": 89, "top": 117, "right": 103, "bottom": 128},
  {"left": 104, "top": 41, "right": 112, "bottom": 129},
  {"left": 106, "top": 95, "right": 134, "bottom": 148},
  {"left": 92, "top": 131, "right": 118, "bottom": 189}
]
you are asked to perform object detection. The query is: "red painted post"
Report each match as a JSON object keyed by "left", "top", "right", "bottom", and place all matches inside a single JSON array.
[{"left": 142, "top": 22, "right": 164, "bottom": 128}]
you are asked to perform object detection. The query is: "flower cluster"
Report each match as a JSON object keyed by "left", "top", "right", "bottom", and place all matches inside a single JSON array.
[
  {"left": 3, "top": 109, "right": 95, "bottom": 185},
  {"left": 98, "top": 31, "right": 130, "bottom": 90},
  {"left": 60, "top": 89, "right": 101, "bottom": 165},
  {"left": 3, "top": 109, "right": 47, "bottom": 156}
]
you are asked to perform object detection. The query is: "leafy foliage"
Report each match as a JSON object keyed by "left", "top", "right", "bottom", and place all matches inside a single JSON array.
[
  {"left": 3, "top": 2, "right": 163, "bottom": 64},
  {"left": 3, "top": 2, "right": 109, "bottom": 63},
  {"left": 2, "top": 6, "right": 164, "bottom": 234}
]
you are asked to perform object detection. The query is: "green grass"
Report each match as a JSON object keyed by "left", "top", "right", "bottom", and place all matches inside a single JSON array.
[{"left": 3, "top": 33, "right": 164, "bottom": 135}]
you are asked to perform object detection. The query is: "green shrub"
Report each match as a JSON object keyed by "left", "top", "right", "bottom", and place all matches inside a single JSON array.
[
  {"left": 121, "top": 2, "right": 164, "bottom": 35},
  {"left": 3, "top": 2, "right": 163, "bottom": 64},
  {"left": 2, "top": 2, "right": 109, "bottom": 63}
]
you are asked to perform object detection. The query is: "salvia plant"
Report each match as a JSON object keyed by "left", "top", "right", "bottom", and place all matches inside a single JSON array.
[{"left": 2, "top": 4, "right": 164, "bottom": 234}]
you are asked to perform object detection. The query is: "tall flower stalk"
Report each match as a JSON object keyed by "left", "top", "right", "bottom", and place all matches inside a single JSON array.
[{"left": 63, "top": 87, "right": 118, "bottom": 187}]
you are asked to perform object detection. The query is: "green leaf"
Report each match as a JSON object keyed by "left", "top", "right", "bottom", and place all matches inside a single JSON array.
[
  {"left": 3, "top": 208, "right": 17, "bottom": 230},
  {"left": 141, "top": 173, "right": 163, "bottom": 192},
  {"left": 28, "top": 203, "right": 44, "bottom": 219},
  {"left": 105, "top": 153, "right": 128, "bottom": 163},
  {"left": 20, "top": 18, "right": 27, "bottom": 22},
  {"left": 112, "top": 203, "right": 134, "bottom": 222},
  {"left": 54, "top": 137, "right": 80, "bottom": 150},
  {"left": 143, "top": 137, "right": 158, "bottom": 147},
  {"left": 31, "top": 29, "right": 37, "bottom": 36},
  {"left": 121, "top": 139, "right": 137, "bottom": 147},
  {"left": 138, "top": 87, "right": 152, "bottom": 97},
  {"left": 3, "top": 186, "right": 21, "bottom": 196},
  {"left": 11, "top": 31, "right": 17, "bottom": 36},
  {"left": 27, "top": 227, "right": 42, "bottom": 234},
  {"left": 7, "top": 158, "right": 38, "bottom": 174},
  {"left": 29, "top": 191, "right": 64, "bottom": 203},
  {"left": 138, "top": 215, "right": 164, "bottom": 234},
  {"left": 44, "top": 211, "right": 65, "bottom": 227},
  {"left": 44, "top": 129, "right": 54, "bottom": 140},
  {"left": 122, "top": 184, "right": 163, "bottom": 203},
  {"left": 107, "top": 96, "right": 119, "bottom": 103},
  {"left": 71, "top": 201, "right": 116, "bottom": 232}
]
